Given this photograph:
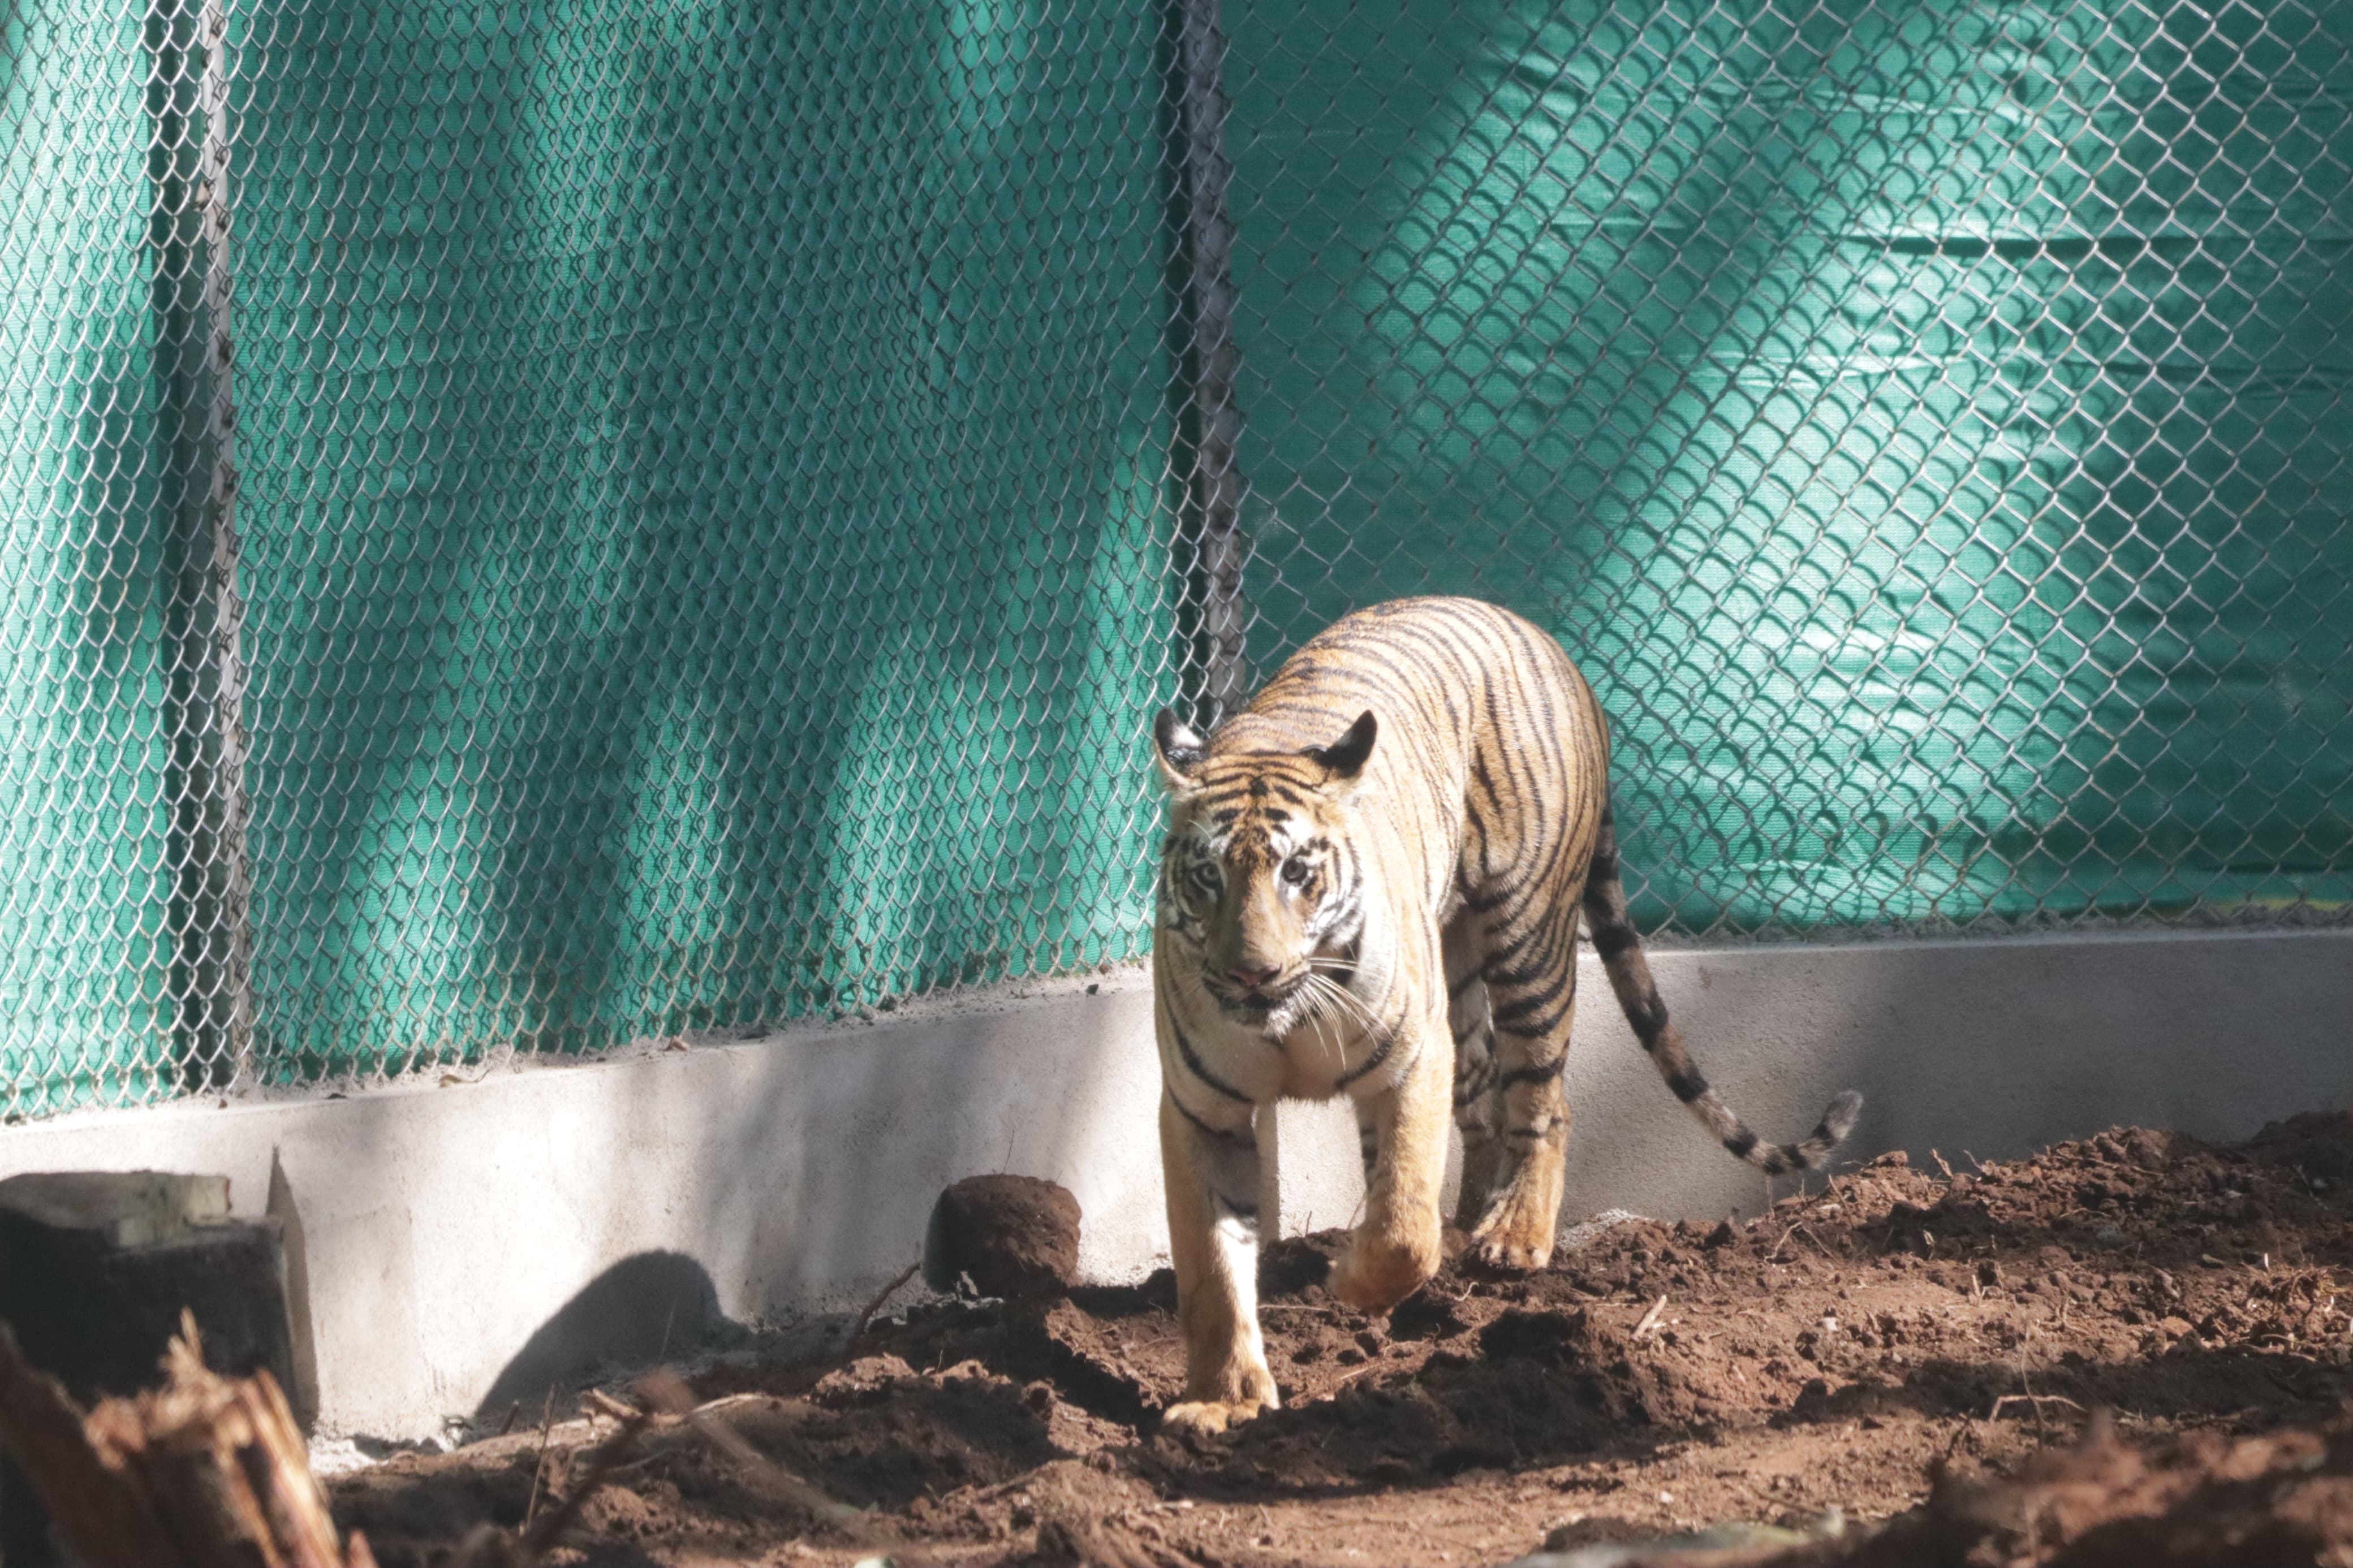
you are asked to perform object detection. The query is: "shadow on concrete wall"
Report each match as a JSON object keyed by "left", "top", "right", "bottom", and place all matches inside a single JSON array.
[{"left": 472, "top": 1251, "right": 723, "bottom": 1423}]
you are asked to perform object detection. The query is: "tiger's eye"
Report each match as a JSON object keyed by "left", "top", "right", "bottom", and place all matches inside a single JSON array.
[{"left": 1281, "top": 855, "right": 1310, "bottom": 886}]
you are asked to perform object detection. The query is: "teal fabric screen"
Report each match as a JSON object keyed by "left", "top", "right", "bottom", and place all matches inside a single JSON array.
[
  {"left": 1225, "top": 0, "right": 2353, "bottom": 931},
  {"left": 229, "top": 0, "right": 1183, "bottom": 1074},
  {"left": 5, "top": 0, "right": 2351, "bottom": 1115},
  {"left": 0, "top": 1, "right": 175, "bottom": 1112}
]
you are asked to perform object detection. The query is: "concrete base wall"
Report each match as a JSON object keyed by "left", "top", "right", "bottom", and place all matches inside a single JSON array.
[
  {"left": 0, "top": 974, "right": 1169, "bottom": 1439},
  {"left": 1267, "top": 926, "right": 2353, "bottom": 1237},
  {"left": 1, "top": 927, "right": 2347, "bottom": 1438}
]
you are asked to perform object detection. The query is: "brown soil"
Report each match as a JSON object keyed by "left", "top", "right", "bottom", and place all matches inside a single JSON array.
[
  {"left": 927, "top": 1175, "right": 1084, "bottom": 1301},
  {"left": 1815, "top": 1407, "right": 2353, "bottom": 1567},
  {"left": 329, "top": 1110, "right": 2353, "bottom": 1566}
]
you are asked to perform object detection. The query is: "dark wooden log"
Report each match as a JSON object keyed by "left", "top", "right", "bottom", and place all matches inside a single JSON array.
[
  {"left": 0, "top": 1171, "right": 300, "bottom": 1564},
  {"left": 0, "top": 1316, "right": 373, "bottom": 1568}
]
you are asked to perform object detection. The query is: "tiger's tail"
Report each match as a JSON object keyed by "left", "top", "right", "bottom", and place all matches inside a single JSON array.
[{"left": 1580, "top": 802, "right": 1862, "bottom": 1175}]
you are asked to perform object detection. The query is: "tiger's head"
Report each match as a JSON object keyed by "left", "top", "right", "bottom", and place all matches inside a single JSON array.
[{"left": 1150, "top": 707, "right": 1377, "bottom": 1030}]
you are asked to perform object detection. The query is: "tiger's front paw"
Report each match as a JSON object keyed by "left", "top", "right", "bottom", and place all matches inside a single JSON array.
[
  {"left": 1160, "top": 1396, "right": 1262, "bottom": 1437},
  {"left": 1329, "top": 1230, "right": 1440, "bottom": 1313},
  {"left": 1161, "top": 1364, "right": 1278, "bottom": 1437},
  {"left": 1471, "top": 1232, "right": 1553, "bottom": 1272}
]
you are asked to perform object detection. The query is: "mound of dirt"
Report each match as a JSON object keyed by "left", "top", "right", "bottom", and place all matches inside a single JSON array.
[
  {"left": 328, "top": 1109, "right": 2353, "bottom": 1566},
  {"left": 1850, "top": 1410, "right": 2353, "bottom": 1568}
]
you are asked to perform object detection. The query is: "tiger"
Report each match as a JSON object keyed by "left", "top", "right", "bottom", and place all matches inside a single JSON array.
[{"left": 1149, "top": 595, "right": 1863, "bottom": 1435}]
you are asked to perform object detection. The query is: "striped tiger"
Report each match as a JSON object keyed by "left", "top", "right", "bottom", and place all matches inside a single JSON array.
[{"left": 1150, "top": 595, "right": 1862, "bottom": 1435}]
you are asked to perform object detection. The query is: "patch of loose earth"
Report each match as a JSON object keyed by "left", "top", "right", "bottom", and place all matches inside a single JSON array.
[{"left": 329, "top": 1110, "right": 2353, "bottom": 1566}]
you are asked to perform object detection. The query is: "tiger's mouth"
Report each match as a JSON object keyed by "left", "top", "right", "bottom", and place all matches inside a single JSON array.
[
  {"left": 1203, "top": 968, "right": 1304, "bottom": 1022},
  {"left": 1206, "top": 949, "right": 1361, "bottom": 1034},
  {"left": 1207, "top": 984, "right": 1289, "bottom": 1020}
]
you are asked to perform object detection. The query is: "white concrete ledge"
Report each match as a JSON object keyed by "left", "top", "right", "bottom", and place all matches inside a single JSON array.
[
  {"left": 0, "top": 926, "right": 2346, "bottom": 1438},
  {"left": 1269, "top": 926, "right": 2353, "bottom": 1234},
  {"left": 0, "top": 969, "right": 1168, "bottom": 1438}
]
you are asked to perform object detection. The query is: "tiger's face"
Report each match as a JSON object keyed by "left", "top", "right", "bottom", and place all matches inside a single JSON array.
[{"left": 1151, "top": 708, "right": 1376, "bottom": 1031}]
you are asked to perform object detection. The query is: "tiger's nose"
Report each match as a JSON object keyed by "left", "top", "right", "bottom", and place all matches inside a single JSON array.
[{"left": 1228, "top": 964, "right": 1283, "bottom": 991}]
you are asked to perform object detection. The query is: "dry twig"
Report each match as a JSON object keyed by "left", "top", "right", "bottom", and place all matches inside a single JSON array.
[
  {"left": 517, "top": 1403, "right": 650, "bottom": 1558},
  {"left": 854, "top": 1260, "right": 923, "bottom": 1337},
  {"left": 581, "top": 1387, "right": 640, "bottom": 1426},
  {"left": 520, "top": 1388, "right": 556, "bottom": 1534}
]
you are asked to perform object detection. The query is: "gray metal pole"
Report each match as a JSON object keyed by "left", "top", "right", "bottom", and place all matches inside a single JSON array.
[
  {"left": 153, "top": 0, "right": 256, "bottom": 1094},
  {"left": 1177, "top": 0, "right": 1251, "bottom": 720}
]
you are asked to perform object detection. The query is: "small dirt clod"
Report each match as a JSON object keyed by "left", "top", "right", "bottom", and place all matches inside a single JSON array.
[{"left": 926, "top": 1174, "right": 1083, "bottom": 1301}]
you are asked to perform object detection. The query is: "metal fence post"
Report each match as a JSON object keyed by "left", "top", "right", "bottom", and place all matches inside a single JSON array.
[
  {"left": 1175, "top": 0, "right": 1251, "bottom": 720},
  {"left": 150, "top": 0, "right": 256, "bottom": 1094}
]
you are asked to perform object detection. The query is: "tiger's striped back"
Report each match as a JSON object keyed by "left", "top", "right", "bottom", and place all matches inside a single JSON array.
[{"left": 1183, "top": 597, "right": 1858, "bottom": 1178}]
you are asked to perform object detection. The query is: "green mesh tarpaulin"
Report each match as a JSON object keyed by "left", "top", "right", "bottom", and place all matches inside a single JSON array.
[
  {"left": 229, "top": 0, "right": 1183, "bottom": 1075},
  {"left": 1225, "top": 0, "right": 2353, "bottom": 931},
  {"left": 0, "top": 2, "right": 175, "bottom": 1112},
  {"left": 7, "top": 0, "right": 2353, "bottom": 1116}
]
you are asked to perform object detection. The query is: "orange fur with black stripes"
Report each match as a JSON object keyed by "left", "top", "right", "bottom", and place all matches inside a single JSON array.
[{"left": 1150, "top": 596, "right": 1861, "bottom": 1434}]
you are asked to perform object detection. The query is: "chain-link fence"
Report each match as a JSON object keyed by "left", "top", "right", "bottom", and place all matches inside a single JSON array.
[
  {"left": 1222, "top": 0, "right": 2353, "bottom": 940},
  {"left": 5, "top": 0, "right": 2350, "bottom": 1117}
]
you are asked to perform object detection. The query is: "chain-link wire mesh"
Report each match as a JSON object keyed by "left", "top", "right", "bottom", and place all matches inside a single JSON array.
[
  {"left": 3, "top": 0, "right": 253, "bottom": 1117},
  {"left": 1221, "top": 0, "right": 2353, "bottom": 936},
  {"left": 3, "top": 0, "right": 2350, "bottom": 1116},
  {"left": 6, "top": 0, "right": 1200, "bottom": 1113}
]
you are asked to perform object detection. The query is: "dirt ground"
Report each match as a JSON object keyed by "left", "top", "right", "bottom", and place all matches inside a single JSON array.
[{"left": 329, "top": 1109, "right": 2353, "bottom": 1567}]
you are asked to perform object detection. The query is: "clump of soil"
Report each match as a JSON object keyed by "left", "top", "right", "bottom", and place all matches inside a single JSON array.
[
  {"left": 329, "top": 1109, "right": 2353, "bottom": 1566},
  {"left": 927, "top": 1176, "right": 1084, "bottom": 1300},
  {"left": 1837, "top": 1409, "right": 2353, "bottom": 1568}
]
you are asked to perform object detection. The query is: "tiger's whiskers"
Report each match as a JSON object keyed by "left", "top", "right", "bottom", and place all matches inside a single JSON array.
[{"left": 1294, "top": 971, "right": 1379, "bottom": 1079}]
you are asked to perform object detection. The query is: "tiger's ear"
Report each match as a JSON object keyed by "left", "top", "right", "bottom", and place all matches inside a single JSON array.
[
  {"left": 1306, "top": 710, "right": 1377, "bottom": 785},
  {"left": 1152, "top": 708, "right": 1209, "bottom": 793}
]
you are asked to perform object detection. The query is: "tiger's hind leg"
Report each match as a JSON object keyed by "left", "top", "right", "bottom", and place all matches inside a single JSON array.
[
  {"left": 1466, "top": 892, "right": 1579, "bottom": 1272},
  {"left": 1443, "top": 917, "right": 1502, "bottom": 1231}
]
